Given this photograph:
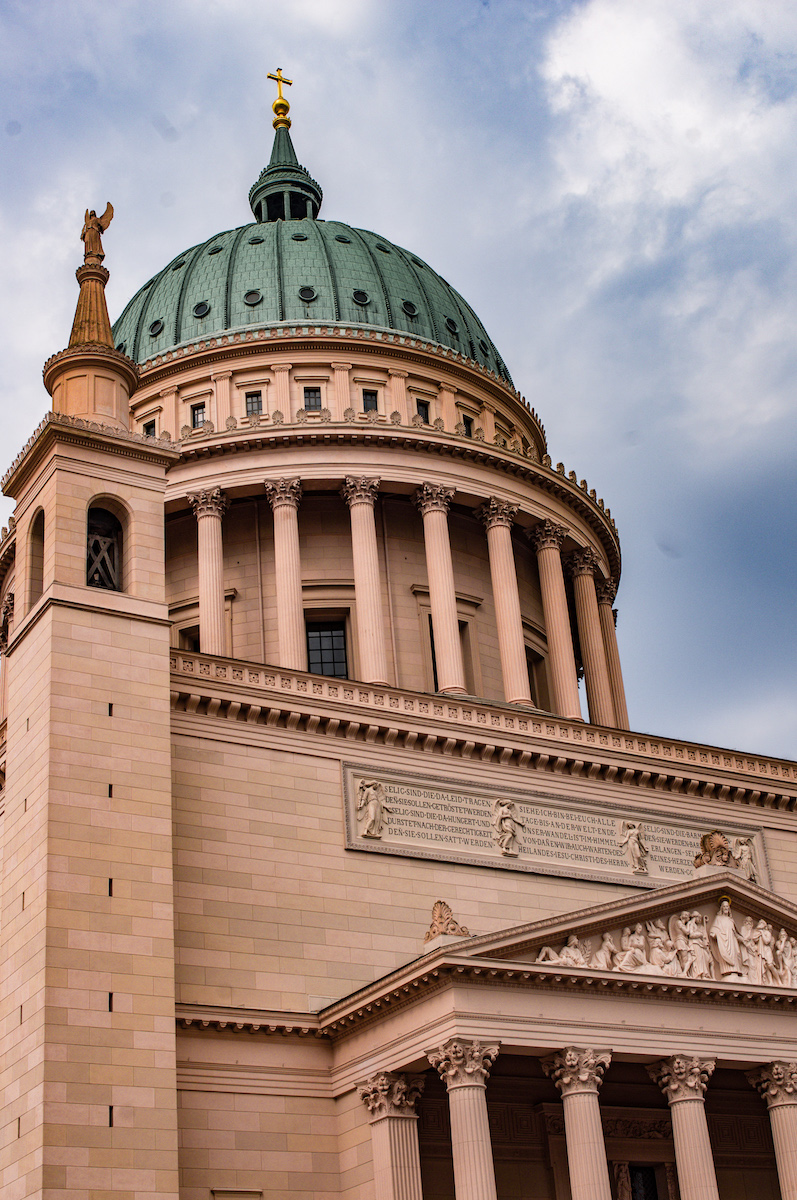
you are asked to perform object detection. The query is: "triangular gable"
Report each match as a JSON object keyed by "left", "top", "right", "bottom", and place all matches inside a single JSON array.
[{"left": 449, "top": 873, "right": 797, "bottom": 989}]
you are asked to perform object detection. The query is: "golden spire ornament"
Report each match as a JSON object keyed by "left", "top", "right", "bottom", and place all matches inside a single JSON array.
[{"left": 267, "top": 66, "right": 292, "bottom": 129}]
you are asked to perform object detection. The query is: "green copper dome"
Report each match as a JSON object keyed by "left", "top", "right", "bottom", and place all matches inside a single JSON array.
[{"left": 111, "top": 125, "right": 512, "bottom": 384}]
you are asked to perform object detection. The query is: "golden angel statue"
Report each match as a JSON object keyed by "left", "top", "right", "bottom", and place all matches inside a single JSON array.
[{"left": 81, "top": 202, "right": 114, "bottom": 264}]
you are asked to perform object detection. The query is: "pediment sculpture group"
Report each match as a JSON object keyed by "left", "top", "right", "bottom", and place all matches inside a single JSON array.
[{"left": 535, "top": 896, "right": 796, "bottom": 987}]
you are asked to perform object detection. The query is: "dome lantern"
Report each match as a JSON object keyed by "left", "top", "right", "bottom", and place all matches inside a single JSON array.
[{"left": 248, "top": 69, "right": 323, "bottom": 223}]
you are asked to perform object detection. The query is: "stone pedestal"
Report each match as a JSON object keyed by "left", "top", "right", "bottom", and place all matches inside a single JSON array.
[
  {"left": 748, "top": 1061, "right": 797, "bottom": 1199},
  {"left": 188, "top": 487, "right": 228, "bottom": 656},
  {"left": 358, "top": 1072, "right": 425, "bottom": 1200},
  {"left": 542, "top": 1047, "right": 613, "bottom": 1200},
  {"left": 649, "top": 1055, "right": 719, "bottom": 1200},
  {"left": 265, "top": 478, "right": 306, "bottom": 670},
  {"left": 427, "top": 1039, "right": 500, "bottom": 1200}
]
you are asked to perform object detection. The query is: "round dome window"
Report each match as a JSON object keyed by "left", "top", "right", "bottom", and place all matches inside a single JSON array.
[
  {"left": 149, "top": 319, "right": 164, "bottom": 337},
  {"left": 292, "top": 232, "right": 308, "bottom": 241},
  {"left": 298, "top": 286, "right": 317, "bottom": 302},
  {"left": 172, "top": 260, "right": 185, "bottom": 271},
  {"left": 479, "top": 339, "right": 490, "bottom": 356},
  {"left": 244, "top": 290, "right": 262, "bottom": 306},
  {"left": 352, "top": 290, "right": 370, "bottom": 306},
  {"left": 445, "top": 317, "right": 459, "bottom": 335},
  {"left": 208, "top": 246, "right": 223, "bottom": 255},
  {"left": 116, "top": 342, "right": 126, "bottom": 354},
  {"left": 193, "top": 301, "right": 211, "bottom": 319},
  {"left": 335, "top": 234, "right": 351, "bottom": 244},
  {"left": 249, "top": 236, "right": 264, "bottom": 245},
  {"left": 375, "top": 243, "right": 390, "bottom": 253},
  {"left": 402, "top": 300, "right": 418, "bottom": 317}
]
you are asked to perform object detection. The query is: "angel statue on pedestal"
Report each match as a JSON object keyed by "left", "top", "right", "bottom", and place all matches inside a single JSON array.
[{"left": 81, "top": 202, "right": 114, "bottom": 264}]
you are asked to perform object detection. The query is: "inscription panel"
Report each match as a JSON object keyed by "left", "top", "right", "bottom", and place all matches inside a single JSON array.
[{"left": 343, "top": 766, "right": 769, "bottom": 889}]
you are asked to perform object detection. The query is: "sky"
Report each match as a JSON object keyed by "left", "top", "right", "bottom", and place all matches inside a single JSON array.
[{"left": 1, "top": 0, "right": 795, "bottom": 760}]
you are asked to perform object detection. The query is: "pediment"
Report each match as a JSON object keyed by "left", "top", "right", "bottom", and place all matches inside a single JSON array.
[{"left": 451, "top": 873, "right": 797, "bottom": 991}]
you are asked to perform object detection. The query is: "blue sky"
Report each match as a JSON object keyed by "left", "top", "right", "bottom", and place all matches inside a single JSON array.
[{"left": 1, "top": 0, "right": 795, "bottom": 758}]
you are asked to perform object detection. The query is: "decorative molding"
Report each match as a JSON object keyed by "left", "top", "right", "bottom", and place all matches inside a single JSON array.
[
  {"left": 427, "top": 1038, "right": 499, "bottom": 1089},
  {"left": 358, "top": 1072, "right": 425, "bottom": 1120},
  {"left": 187, "top": 486, "right": 228, "bottom": 520},
  {"left": 414, "top": 482, "right": 455, "bottom": 516},
  {"left": 264, "top": 478, "right": 302, "bottom": 510},
  {"left": 475, "top": 498, "right": 517, "bottom": 530},
  {"left": 566, "top": 547, "right": 601, "bottom": 578},
  {"left": 648, "top": 1054, "right": 715, "bottom": 1102},
  {"left": 340, "top": 476, "right": 380, "bottom": 507},
  {"left": 747, "top": 1061, "right": 797, "bottom": 1108},
  {"left": 423, "top": 900, "right": 470, "bottom": 944},
  {"left": 542, "top": 1046, "right": 611, "bottom": 1096}
]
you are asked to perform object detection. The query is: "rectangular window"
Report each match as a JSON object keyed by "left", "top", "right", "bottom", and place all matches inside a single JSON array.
[
  {"left": 304, "top": 387, "right": 322, "bottom": 411},
  {"left": 362, "top": 389, "right": 378, "bottom": 413},
  {"left": 416, "top": 399, "right": 430, "bottom": 424},
  {"left": 191, "top": 403, "right": 205, "bottom": 428},
  {"left": 306, "top": 620, "right": 348, "bottom": 678},
  {"left": 462, "top": 414, "right": 474, "bottom": 437},
  {"left": 245, "top": 391, "right": 262, "bottom": 415},
  {"left": 142, "top": 419, "right": 156, "bottom": 437}
]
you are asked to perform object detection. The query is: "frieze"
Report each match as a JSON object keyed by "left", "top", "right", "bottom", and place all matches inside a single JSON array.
[{"left": 343, "top": 766, "right": 769, "bottom": 890}]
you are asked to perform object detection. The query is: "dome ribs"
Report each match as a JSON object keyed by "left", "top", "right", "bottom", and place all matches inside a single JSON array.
[
  {"left": 345, "top": 226, "right": 394, "bottom": 328},
  {"left": 224, "top": 226, "right": 250, "bottom": 331},
  {"left": 173, "top": 240, "right": 210, "bottom": 350},
  {"left": 312, "top": 222, "right": 341, "bottom": 321}
]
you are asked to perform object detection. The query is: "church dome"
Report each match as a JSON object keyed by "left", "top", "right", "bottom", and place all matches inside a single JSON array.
[{"left": 111, "top": 125, "right": 512, "bottom": 383}]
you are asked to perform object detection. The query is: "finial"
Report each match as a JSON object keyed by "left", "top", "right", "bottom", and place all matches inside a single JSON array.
[{"left": 267, "top": 67, "right": 292, "bottom": 129}]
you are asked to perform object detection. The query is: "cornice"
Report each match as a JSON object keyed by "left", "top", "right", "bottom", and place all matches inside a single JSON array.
[{"left": 169, "top": 652, "right": 797, "bottom": 809}]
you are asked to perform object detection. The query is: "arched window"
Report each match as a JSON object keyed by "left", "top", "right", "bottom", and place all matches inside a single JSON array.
[
  {"left": 28, "top": 509, "right": 44, "bottom": 607},
  {"left": 87, "top": 506, "right": 123, "bottom": 591}
]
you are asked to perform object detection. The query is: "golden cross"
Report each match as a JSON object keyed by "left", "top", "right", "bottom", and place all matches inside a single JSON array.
[{"left": 267, "top": 67, "right": 292, "bottom": 102}]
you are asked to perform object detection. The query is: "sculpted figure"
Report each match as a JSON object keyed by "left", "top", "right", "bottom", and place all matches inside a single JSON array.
[
  {"left": 694, "top": 830, "right": 737, "bottom": 870},
  {"left": 739, "top": 916, "right": 760, "bottom": 983},
  {"left": 618, "top": 820, "right": 649, "bottom": 874},
  {"left": 81, "top": 202, "right": 114, "bottom": 263},
  {"left": 709, "top": 899, "right": 744, "bottom": 979},
  {"left": 490, "top": 799, "right": 525, "bottom": 857},
  {"left": 669, "top": 911, "right": 694, "bottom": 975},
  {"left": 537, "top": 933, "right": 590, "bottom": 967},
  {"left": 357, "top": 779, "right": 391, "bottom": 839},
  {"left": 687, "top": 911, "right": 714, "bottom": 979},
  {"left": 591, "top": 931, "right": 617, "bottom": 971},
  {"left": 645, "top": 918, "right": 680, "bottom": 976},
  {"left": 613, "top": 924, "right": 648, "bottom": 972},
  {"left": 774, "top": 929, "right": 792, "bottom": 987},
  {"left": 733, "top": 836, "right": 758, "bottom": 882},
  {"left": 754, "top": 921, "right": 778, "bottom": 986}
]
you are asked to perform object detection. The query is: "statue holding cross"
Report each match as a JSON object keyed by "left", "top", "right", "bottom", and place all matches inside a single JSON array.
[{"left": 268, "top": 67, "right": 293, "bottom": 129}]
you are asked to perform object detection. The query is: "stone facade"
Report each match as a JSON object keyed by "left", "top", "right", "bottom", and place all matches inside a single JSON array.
[{"left": 1, "top": 114, "right": 796, "bottom": 1200}]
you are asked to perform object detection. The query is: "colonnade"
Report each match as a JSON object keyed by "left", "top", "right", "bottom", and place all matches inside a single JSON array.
[
  {"left": 184, "top": 479, "right": 628, "bottom": 727},
  {"left": 357, "top": 1042, "right": 797, "bottom": 1200}
]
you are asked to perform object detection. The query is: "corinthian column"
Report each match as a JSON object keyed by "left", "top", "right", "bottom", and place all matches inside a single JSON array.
[
  {"left": 358, "top": 1072, "right": 425, "bottom": 1200},
  {"left": 427, "top": 1039, "right": 500, "bottom": 1200},
  {"left": 542, "top": 1047, "right": 613, "bottom": 1200},
  {"left": 264, "top": 479, "right": 306, "bottom": 671},
  {"left": 414, "top": 484, "right": 466, "bottom": 694},
  {"left": 748, "top": 1062, "right": 797, "bottom": 1199},
  {"left": 188, "top": 487, "right": 228, "bottom": 656},
  {"left": 648, "top": 1055, "right": 719, "bottom": 1200},
  {"left": 476, "top": 499, "right": 531, "bottom": 704},
  {"left": 527, "top": 521, "right": 582, "bottom": 720},
  {"left": 567, "top": 549, "right": 615, "bottom": 726},
  {"left": 596, "top": 580, "right": 629, "bottom": 729},
  {"left": 341, "top": 477, "right": 389, "bottom": 685}
]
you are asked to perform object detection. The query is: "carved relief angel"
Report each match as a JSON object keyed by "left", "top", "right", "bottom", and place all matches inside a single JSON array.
[
  {"left": 645, "top": 918, "right": 680, "bottom": 976},
  {"left": 732, "top": 836, "right": 758, "bottom": 882},
  {"left": 357, "top": 779, "right": 391, "bottom": 839},
  {"left": 618, "top": 820, "right": 649, "bottom": 874},
  {"left": 490, "top": 799, "right": 525, "bottom": 857},
  {"left": 81, "top": 202, "right": 114, "bottom": 263}
]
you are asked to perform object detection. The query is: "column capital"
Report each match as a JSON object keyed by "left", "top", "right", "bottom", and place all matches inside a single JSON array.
[
  {"left": 265, "top": 478, "right": 302, "bottom": 510},
  {"left": 159, "top": 384, "right": 179, "bottom": 398},
  {"left": 595, "top": 579, "right": 617, "bottom": 606},
  {"left": 358, "top": 1072, "right": 425, "bottom": 1122},
  {"left": 527, "top": 519, "right": 568, "bottom": 553},
  {"left": 437, "top": 382, "right": 457, "bottom": 395},
  {"left": 341, "top": 476, "right": 380, "bottom": 507},
  {"left": 427, "top": 1038, "right": 499, "bottom": 1090},
  {"left": 748, "top": 1062, "right": 797, "bottom": 1109},
  {"left": 210, "top": 370, "right": 233, "bottom": 382},
  {"left": 475, "top": 498, "right": 518, "bottom": 530},
  {"left": 269, "top": 361, "right": 293, "bottom": 373},
  {"left": 648, "top": 1055, "right": 715, "bottom": 1103},
  {"left": 331, "top": 361, "right": 353, "bottom": 371},
  {"left": 387, "top": 368, "right": 408, "bottom": 378},
  {"left": 542, "top": 1047, "right": 612, "bottom": 1096},
  {"left": 566, "top": 547, "right": 601, "bottom": 579},
  {"left": 414, "top": 483, "right": 455, "bottom": 517},
  {"left": 188, "top": 487, "right": 228, "bottom": 520}
]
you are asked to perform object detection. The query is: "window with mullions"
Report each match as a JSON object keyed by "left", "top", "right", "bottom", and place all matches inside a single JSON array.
[
  {"left": 306, "top": 620, "right": 348, "bottom": 678},
  {"left": 362, "top": 389, "right": 378, "bottom": 412},
  {"left": 191, "top": 403, "right": 205, "bottom": 428},
  {"left": 304, "top": 387, "right": 322, "bottom": 411},
  {"left": 416, "top": 399, "right": 430, "bottom": 424},
  {"left": 245, "top": 391, "right": 262, "bottom": 415}
]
